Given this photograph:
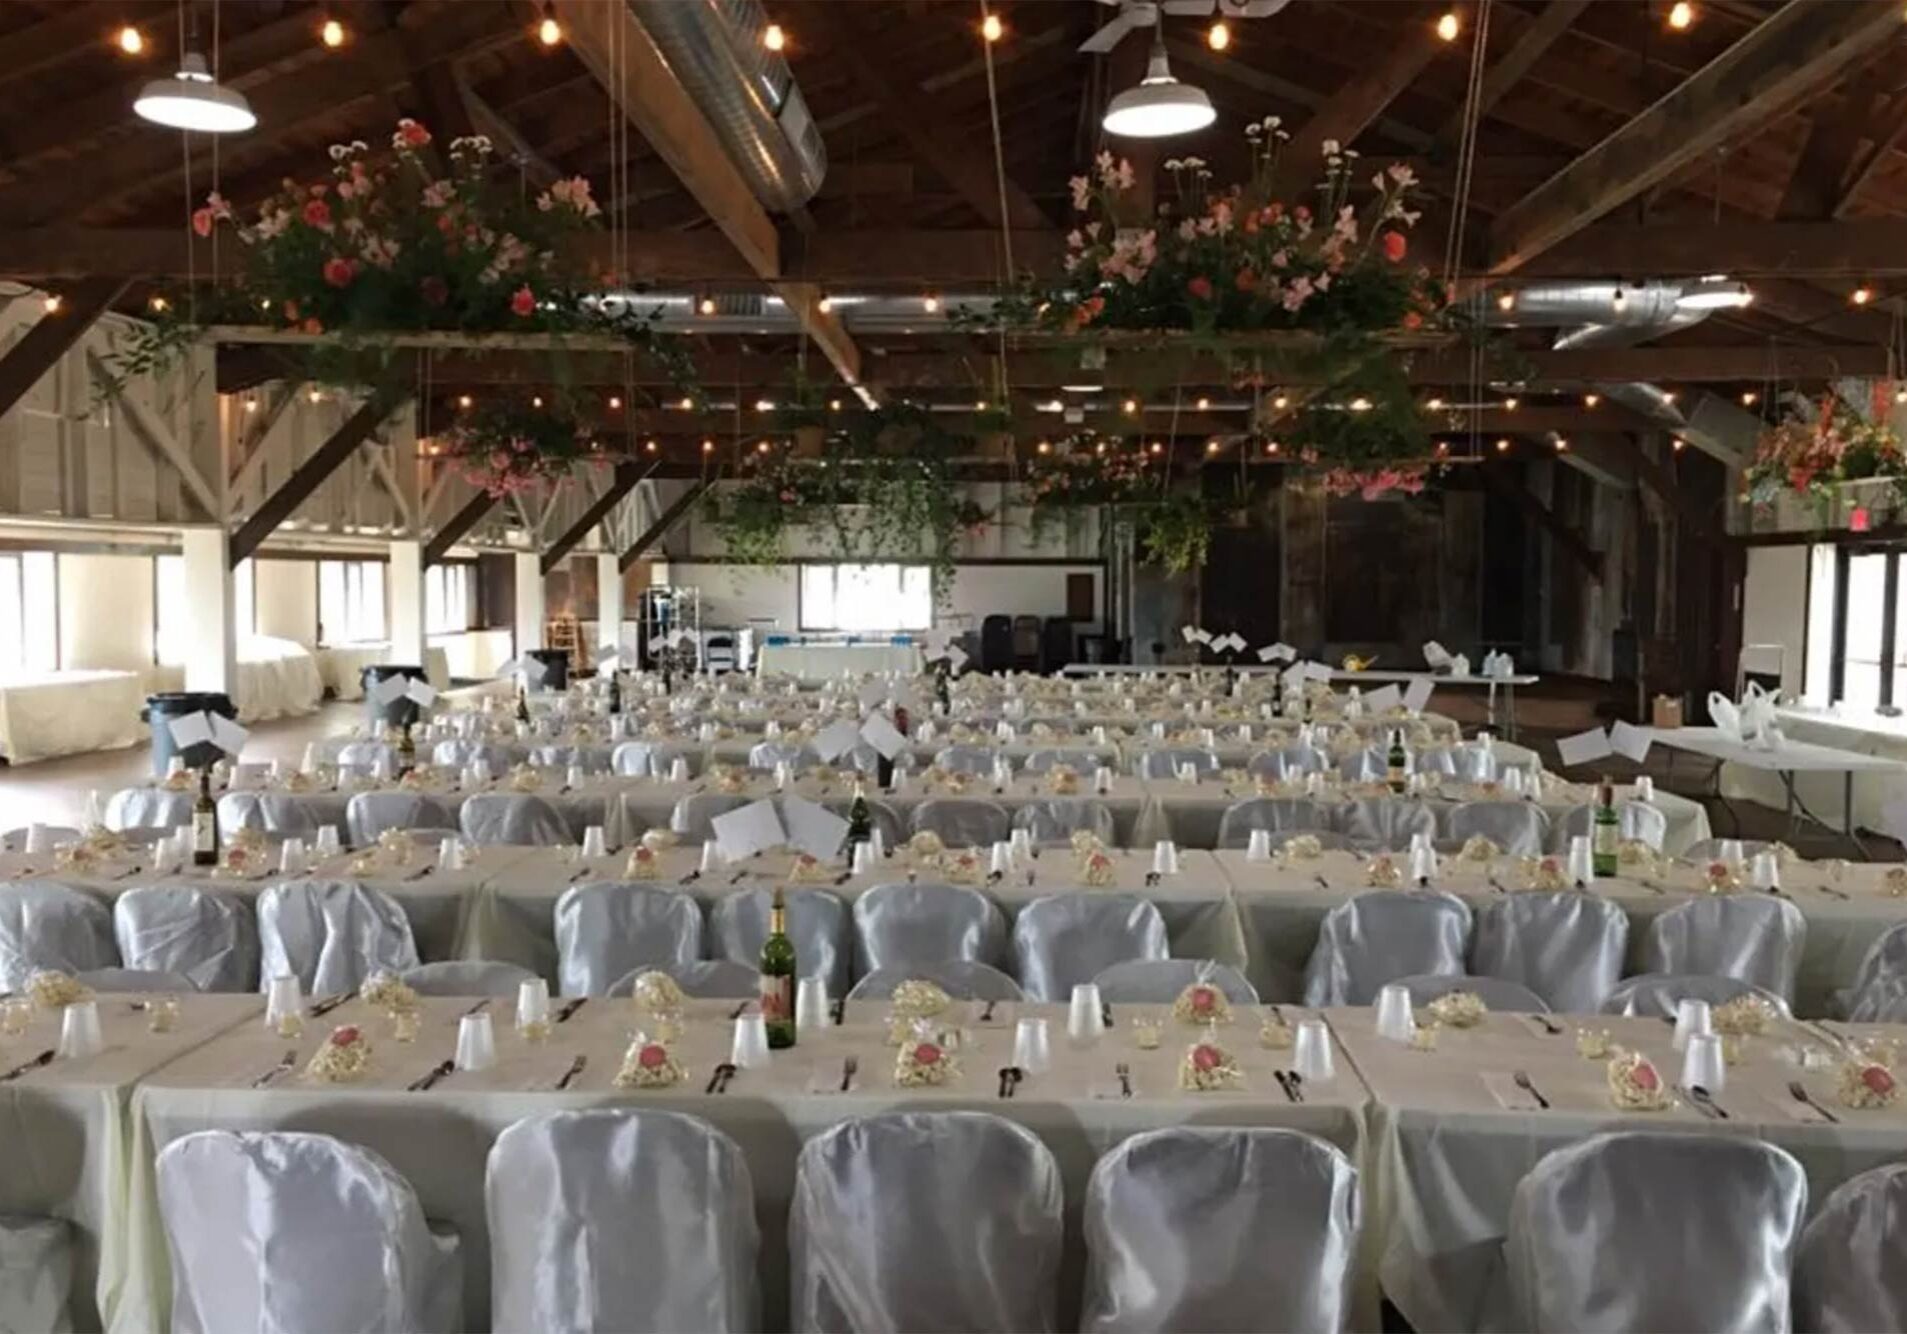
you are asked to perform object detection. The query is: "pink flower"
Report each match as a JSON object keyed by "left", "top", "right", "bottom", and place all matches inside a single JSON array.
[
  {"left": 396, "top": 118, "right": 431, "bottom": 149},
  {"left": 1192, "top": 1044, "right": 1220, "bottom": 1072},
  {"left": 1189, "top": 986, "right": 1216, "bottom": 1014},
  {"left": 912, "top": 1042, "right": 942, "bottom": 1066},
  {"left": 638, "top": 1043, "right": 668, "bottom": 1070},
  {"left": 1187, "top": 275, "right": 1214, "bottom": 301},
  {"left": 1382, "top": 231, "right": 1408, "bottom": 263},
  {"left": 192, "top": 207, "right": 216, "bottom": 238},
  {"left": 1630, "top": 1060, "right": 1660, "bottom": 1091},
  {"left": 322, "top": 256, "right": 356, "bottom": 288},
  {"left": 331, "top": 1026, "right": 361, "bottom": 1047},
  {"left": 1863, "top": 1065, "right": 1896, "bottom": 1096},
  {"left": 510, "top": 285, "right": 536, "bottom": 317}
]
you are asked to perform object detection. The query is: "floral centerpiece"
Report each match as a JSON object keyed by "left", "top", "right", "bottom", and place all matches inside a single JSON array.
[
  {"left": 613, "top": 1038, "right": 685, "bottom": 1089},
  {"left": 304, "top": 1025, "right": 372, "bottom": 1083},
  {"left": 1178, "top": 1038, "right": 1244, "bottom": 1092},
  {"left": 1742, "top": 387, "right": 1907, "bottom": 511},
  {"left": 1172, "top": 982, "right": 1232, "bottom": 1025},
  {"left": 1838, "top": 1059, "right": 1899, "bottom": 1109}
]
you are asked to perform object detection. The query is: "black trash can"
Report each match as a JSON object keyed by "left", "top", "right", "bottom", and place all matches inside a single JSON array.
[
  {"left": 525, "top": 648, "right": 570, "bottom": 692},
  {"left": 361, "top": 664, "right": 431, "bottom": 731},
  {"left": 145, "top": 691, "right": 237, "bottom": 776}
]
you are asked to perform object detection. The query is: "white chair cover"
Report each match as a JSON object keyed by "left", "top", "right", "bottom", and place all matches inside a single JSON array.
[
  {"left": 1837, "top": 921, "right": 1907, "bottom": 1020},
  {"left": 846, "top": 961, "right": 1025, "bottom": 1002},
  {"left": 1683, "top": 837, "right": 1779, "bottom": 862},
  {"left": 1471, "top": 892, "right": 1628, "bottom": 1014},
  {"left": 0, "top": 881, "right": 116, "bottom": 991},
  {"left": 1337, "top": 798, "right": 1438, "bottom": 852},
  {"left": 1794, "top": 1162, "right": 1907, "bottom": 1334},
  {"left": 459, "top": 794, "right": 571, "bottom": 847},
  {"left": 216, "top": 792, "right": 319, "bottom": 840},
  {"left": 1507, "top": 1131, "right": 1806, "bottom": 1334},
  {"left": 1446, "top": 744, "right": 1499, "bottom": 784},
  {"left": 608, "top": 960, "right": 761, "bottom": 999},
  {"left": 113, "top": 885, "right": 258, "bottom": 993},
  {"left": 852, "top": 883, "right": 1008, "bottom": 975},
  {"left": 158, "top": 1130, "right": 462, "bottom": 1334},
  {"left": 1091, "top": 959, "right": 1259, "bottom": 1005},
  {"left": 1023, "top": 748, "right": 1106, "bottom": 774},
  {"left": 0, "top": 825, "right": 79, "bottom": 852},
  {"left": 1302, "top": 890, "right": 1473, "bottom": 1007},
  {"left": 346, "top": 793, "right": 457, "bottom": 849},
  {"left": 487, "top": 1109, "right": 758, "bottom": 1334},
  {"left": 255, "top": 880, "right": 420, "bottom": 995},
  {"left": 1081, "top": 1127, "right": 1357, "bottom": 1334},
  {"left": 335, "top": 741, "right": 394, "bottom": 772},
  {"left": 1442, "top": 802, "right": 1550, "bottom": 856},
  {"left": 1642, "top": 895, "right": 1807, "bottom": 1003},
  {"left": 1336, "top": 745, "right": 1409, "bottom": 782},
  {"left": 1248, "top": 746, "right": 1329, "bottom": 780},
  {"left": 1215, "top": 798, "right": 1330, "bottom": 849},
  {"left": 791, "top": 1112, "right": 1063, "bottom": 1333},
  {"left": 750, "top": 741, "right": 821, "bottom": 771},
  {"left": 931, "top": 745, "right": 999, "bottom": 776},
  {"left": 1009, "top": 799, "right": 1115, "bottom": 846},
  {"left": 400, "top": 960, "right": 540, "bottom": 996},
  {"left": 1551, "top": 801, "right": 1669, "bottom": 853},
  {"left": 611, "top": 741, "right": 664, "bottom": 778},
  {"left": 528, "top": 744, "right": 611, "bottom": 775},
  {"left": 1135, "top": 748, "right": 1221, "bottom": 780},
  {"left": 1011, "top": 893, "right": 1169, "bottom": 1003},
  {"left": 431, "top": 739, "right": 513, "bottom": 773},
  {"left": 554, "top": 883, "right": 703, "bottom": 996},
  {"left": 710, "top": 888, "right": 851, "bottom": 1000},
  {"left": 1393, "top": 971, "right": 1548, "bottom": 1013},
  {"left": 105, "top": 787, "right": 194, "bottom": 832},
  {"left": 670, "top": 794, "right": 750, "bottom": 843},
  {"left": 77, "top": 966, "right": 198, "bottom": 992},
  {"left": 910, "top": 799, "right": 1011, "bottom": 849},
  {"left": 0, "top": 1216, "right": 69, "bottom": 1333},
  {"left": 1599, "top": 972, "right": 1792, "bottom": 1018}
]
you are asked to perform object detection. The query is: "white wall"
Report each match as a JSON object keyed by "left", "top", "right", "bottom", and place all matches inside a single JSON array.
[
  {"left": 253, "top": 558, "right": 318, "bottom": 645},
  {"left": 56, "top": 553, "right": 153, "bottom": 671},
  {"left": 663, "top": 561, "right": 1101, "bottom": 635},
  {"left": 1742, "top": 544, "right": 1809, "bottom": 695}
]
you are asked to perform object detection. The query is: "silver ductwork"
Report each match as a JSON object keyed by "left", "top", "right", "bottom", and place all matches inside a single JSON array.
[{"left": 629, "top": 0, "right": 826, "bottom": 212}]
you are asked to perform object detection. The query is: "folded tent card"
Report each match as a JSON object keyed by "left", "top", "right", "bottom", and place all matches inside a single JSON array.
[
  {"left": 1403, "top": 678, "right": 1436, "bottom": 715},
  {"left": 859, "top": 712, "right": 909, "bottom": 761},
  {"left": 779, "top": 794, "right": 851, "bottom": 860},
  {"left": 1362, "top": 684, "right": 1403, "bottom": 714},
  {"left": 167, "top": 711, "right": 251, "bottom": 756},
  {"left": 810, "top": 718, "right": 865, "bottom": 763},
  {"left": 369, "top": 674, "right": 438, "bottom": 709},
  {"left": 1555, "top": 722, "right": 1653, "bottom": 768},
  {"left": 710, "top": 799, "right": 786, "bottom": 860},
  {"left": 1257, "top": 642, "right": 1298, "bottom": 664}
]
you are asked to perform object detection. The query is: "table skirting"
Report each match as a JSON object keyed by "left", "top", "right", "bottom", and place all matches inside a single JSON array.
[{"left": 0, "top": 671, "right": 145, "bottom": 765}]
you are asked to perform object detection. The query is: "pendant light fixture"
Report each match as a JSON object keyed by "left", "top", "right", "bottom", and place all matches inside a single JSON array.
[
  {"left": 135, "top": 50, "right": 256, "bottom": 133},
  {"left": 1102, "top": 16, "right": 1215, "bottom": 139}
]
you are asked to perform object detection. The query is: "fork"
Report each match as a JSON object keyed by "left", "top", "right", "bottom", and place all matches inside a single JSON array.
[
  {"left": 1788, "top": 1079, "right": 1839, "bottom": 1124},
  {"left": 1115, "top": 1061, "right": 1132, "bottom": 1099},
  {"left": 554, "top": 1054, "right": 587, "bottom": 1091},
  {"left": 839, "top": 1055, "right": 858, "bottom": 1092},
  {"left": 1513, "top": 1069, "right": 1551, "bottom": 1109},
  {"left": 250, "top": 1048, "right": 298, "bottom": 1088}
]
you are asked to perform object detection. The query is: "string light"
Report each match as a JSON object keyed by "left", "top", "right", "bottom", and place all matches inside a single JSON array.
[
  {"left": 1036, "top": 440, "right": 1052, "bottom": 455},
  {"left": 1123, "top": 398, "right": 1139, "bottom": 415},
  {"left": 679, "top": 396, "right": 695, "bottom": 410},
  {"left": 116, "top": 25, "right": 145, "bottom": 55},
  {"left": 319, "top": 18, "right": 345, "bottom": 48},
  {"left": 1436, "top": 10, "right": 1460, "bottom": 40},
  {"left": 762, "top": 22, "right": 786, "bottom": 51},
  {"left": 1554, "top": 438, "right": 1569, "bottom": 452},
  {"left": 1896, "top": 388, "right": 1907, "bottom": 405},
  {"left": 1349, "top": 397, "right": 1372, "bottom": 412},
  {"left": 242, "top": 397, "right": 257, "bottom": 413},
  {"left": 828, "top": 399, "right": 842, "bottom": 411},
  {"left": 981, "top": 12, "right": 1004, "bottom": 42},
  {"left": 757, "top": 440, "right": 772, "bottom": 454},
  {"left": 1662, "top": 391, "right": 1678, "bottom": 405},
  {"left": 1672, "top": 437, "right": 1686, "bottom": 451},
  {"left": 1852, "top": 285, "right": 1875, "bottom": 306},
  {"left": 1149, "top": 441, "right": 1164, "bottom": 455},
  {"left": 1206, "top": 439, "right": 1221, "bottom": 454},
  {"left": 922, "top": 294, "right": 941, "bottom": 313},
  {"left": 701, "top": 439, "right": 715, "bottom": 453},
  {"left": 1207, "top": 19, "right": 1230, "bottom": 50},
  {"left": 148, "top": 295, "right": 169, "bottom": 313},
  {"left": 816, "top": 295, "right": 833, "bottom": 313},
  {"left": 1741, "top": 391, "right": 1758, "bottom": 406},
  {"left": 698, "top": 296, "right": 717, "bottom": 316},
  {"left": 1196, "top": 396, "right": 1210, "bottom": 410},
  {"left": 1496, "top": 291, "right": 1516, "bottom": 312},
  {"left": 1265, "top": 441, "right": 1280, "bottom": 455},
  {"left": 457, "top": 395, "right": 473, "bottom": 410},
  {"left": 1426, "top": 397, "right": 1444, "bottom": 411},
  {"left": 307, "top": 388, "right": 322, "bottom": 404},
  {"left": 532, "top": 395, "right": 545, "bottom": 408},
  {"left": 607, "top": 395, "right": 622, "bottom": 410},
  {"left": 1584, "top": 392, "right": 1600, "bottom": 408},
  {"left": 1272, "top": 394, "right": 1289, "bottom": 410},
  {"left": 645, "top": 439, "right": 658, "bottom": 452},
  {"left": 1495, "top": 438, "right": 1511, "bottom": 452},
  {"left": 1503, "top": 396, "right": 1519, "bottom": 410},
  {"left": 537, "top": 11, "right": 563, "bottom": 46},
  {"left": 1667, "top": 1, "right": 1693, "bottom": 30}
]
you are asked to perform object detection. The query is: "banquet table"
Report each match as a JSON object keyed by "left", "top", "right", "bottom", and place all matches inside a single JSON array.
[
  {"left": 0, "top": 670, "right": 145, "bottom": 764},
  {"left": 1216, "top": 849, "right": 1907, "bottom": 1017},
  {"left": 1326, "top": 671, "right": 1540, "bottom": 738},
  {"left": 144, "top": 636, "right": 324, "bottom": 725},
  {"left": 119, "top": 996, "right": 1368, "bottom": 1333},
  {"left": 1332, "top": 1007, "right": 1907, "bottom": 1333},
  {"left": 754, "top": 643, "right": 924, "bottom": 680},
  {"left": 0, "top": 993, "right": 260, "bottom": 1333}
]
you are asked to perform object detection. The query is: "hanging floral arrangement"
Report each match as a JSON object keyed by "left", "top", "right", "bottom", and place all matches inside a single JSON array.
[
  {"left": 440, "top": 397, "right": 607, "bottom": 497},
  {"left": 1742, "top": 385, "right": 1907, "bottom": 506},
  {"left": 1022, "top": 443, "right": 1220, "bottom": 573}
]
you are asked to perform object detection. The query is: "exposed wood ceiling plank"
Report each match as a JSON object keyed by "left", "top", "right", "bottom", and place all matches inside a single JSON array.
[
  {"left": 1276, "top": 1, "right": 1450, "bottom": 191},
  {"left": 0, "top": 277, "right": 131, "bottom": 423},
  {"left": 229, "top": 391, "right": 410, "bottom": 566},
  {"left": 541, "top": 460, "right": 656, "bottom": 572},
  {"left": 1431, "top": 0, "right": 1594, "bottom": 147},
  {"left": 1776, "top": 54, "right": 1895, "bottom": 219}
]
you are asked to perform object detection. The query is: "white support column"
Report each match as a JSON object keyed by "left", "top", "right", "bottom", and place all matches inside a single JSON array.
[
  {"left": 514, "top": 551, "right": 545, "bottom": 658},
  {"left": 596, "top": 552, "right": 624, "bottom": 660},
  {"left": 180, "top": 527, "right": 236, "bottom": 695},
  {"left": 388, "top": 539, "right": 425, "bottom": 665}
]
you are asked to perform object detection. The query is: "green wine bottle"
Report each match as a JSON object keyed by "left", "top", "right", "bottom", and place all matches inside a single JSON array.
[
  {"left": 1592, "top": 777, "right": 1619, "bottom": 878},
  {"left": 844, "top": 779, "right": 873, "bottom": 856},
  {"left": 1386, "top": 728, "right": 1408, "bottom": 793},
  {"left": 760, "top": 886, "right": 797, "bottom": 1049}
]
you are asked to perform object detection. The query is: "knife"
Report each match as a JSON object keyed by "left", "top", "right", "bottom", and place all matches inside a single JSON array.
[
  {"left": 308, "top": 993, "right": 350, "bottom": 1019},
  {"left": 554, "top": 1054, "right": 587, "bottom": 1091},
  {"left": 554, "top": 998, "right": 587, "bottom": 1024},
  {"left": 249, "top": 1048, "right": 299, "bottom": 1088},
  {"left": 0, "top": 1049, "right": 53, "bottom": 1082},
  {"left": 407, "top": 1059, "right": 454, "bottom": 1092}
]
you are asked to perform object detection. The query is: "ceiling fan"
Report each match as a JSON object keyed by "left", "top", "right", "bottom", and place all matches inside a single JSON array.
[{"left": 1080, "top": 0, "right": 1292, "bottom": 54}]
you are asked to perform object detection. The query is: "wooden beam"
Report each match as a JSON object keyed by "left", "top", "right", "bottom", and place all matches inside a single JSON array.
[
  {"left": 229, "top": 392, "right": 408, "bottom": 566},
  {"left": 1432, "top": 0, "right": 1593, "bottom": 146},
  {"left": 0, "top": 1, "right": 174, "bottom": 92},
  {"left": 1487, "top": 0, "right": 1905, "bottom": 274},
  {"left": 1832, "top": 90, "right": 1907, "bottom": 217},
  {"left": 619, "top": 480, "right": 711, "bottom": 571},
  {"left": 1776, "top": 56, "right": 1895, "bottom": 219},
  {"left": 1511, "top": 219, "right": 1907, "bottom": 279},
  {"left": 0, "top": 277, "right": 131, "bottom": 423},
  {"left": 1278, "top": 2, "right": 1448, "bottom": 192},
  {"left": 86, "top": 349, "right": 222, "bottom": 520},
  {"left": 541, "top": 461, "right": 655, "bottom": 572},
  {"left": 1481, "top": 465, "right": 1604, "bottom": 581},
  {"left": 453, "top": 67, "right": 563, "bottom": 190},
  {"left": 424, "top": 491, "right": 498, "bottom": 566}
]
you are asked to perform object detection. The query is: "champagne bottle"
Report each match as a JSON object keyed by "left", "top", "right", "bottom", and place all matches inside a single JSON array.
[
  {"left": 1386, "top": 728, "right": 1408, "bottom": 793},
  {"left": 606, "top": 669, "right": 622, "bottom": 716},
  {"left": 191, "top": 767, "right": 218, "bottom": 867},
  {"left": 515, "top": 685, "right": 531, "bottom": 725},
  {"left": 396, "top": 721, "right": 416, "bottom": 777},
  {"left": 759, "top": 886, "right": 796, "bottom": 1049},
  {"left": 844, "top": 779, "right": 873, "bottom": 855},
  {"left": 1592, "top": 776, "right": 1619, "bottom": 878}
]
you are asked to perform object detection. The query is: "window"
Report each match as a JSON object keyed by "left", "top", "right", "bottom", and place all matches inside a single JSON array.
[
  {"left": 1811, "top": 542, "right": 1907, "bottom": 711},
  {"left": 426, "top": 563, "right": 472, "bottom": 635},
  {"left": 318, "top": 560, "right": 387, "bottom": 645},
  {"left": 155, "top": 556, "right": 255, "bottom": 663},
  {"left": 1804, "top": 544, "right": 1836, "bottom": 707},
  {"left": 799, "top": 564, "right": 932, "bottom": 632},
  {"left": 0, "top": 552, "right": 56, "bottom": 676}
]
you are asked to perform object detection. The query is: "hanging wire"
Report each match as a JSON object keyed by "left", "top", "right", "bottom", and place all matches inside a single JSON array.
[
  {"left": 978, "top": 0, "right": 1017, "bottom": 470},
  {"left": 1441, "top": 0, "right": 1491, "bottom": 289}
]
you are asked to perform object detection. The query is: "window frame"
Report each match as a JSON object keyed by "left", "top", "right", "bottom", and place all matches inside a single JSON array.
[{"left": 796, "top": 562, "right": 934, "bottom": 634}]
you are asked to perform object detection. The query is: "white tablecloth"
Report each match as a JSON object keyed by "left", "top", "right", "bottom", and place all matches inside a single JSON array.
[
  {"left": 0, "top": 670, "right": 145, "bottom": 764},
  {"left": 146, "top": 637, "right": 325, "bottom": 725},
  {"left": 1686, "top": 710, "right": 1907, "bottom": 837},
  {"left": 755, "top": 644, "right": 924, "bottom": 680}
]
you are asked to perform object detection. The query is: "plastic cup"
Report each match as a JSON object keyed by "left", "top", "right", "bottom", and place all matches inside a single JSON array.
[
  {"left": 1068, "top": 984, "right": 1106, "bottom": 1044},
  {"left": 730, "top": 1013, "right": 771, "bottom": 1069},
  {"left": 1246, "top": 829, "right": 1273, "bottom": 863},
  {"left": 264, "top": 975, "right": 304, "bottom": 1032},
  {"left": 516, "top": 978, "right": 551, "bottom": 1033},
  {"left": 1374, "top": 984, "right": 1417, "bottom": 1043},
  {"left": 796, "top": 977, "right": 830, "bottom": 1030},
  {"left": 1673, "top": 998, "right": 1713, "bottom": 1052},
  {"left": 313, "top": 826, "right": 342, "bottom": 857},
  {"left": 1152, "top": 841, "right": 1180, "bottom": 876},
  {"left": 58, "top": 1001, "right": 103, "bottom": 1059},
  {"left": 581, "top": 826, "right": 608, "bottom": 859},
  {"left": 1294, "top": 1019, "right": 1336, "bottom": 1081},
  {"left": 670, "top": 757, "right": 691, "bottom": 783},
  {"left": 1682, "top": 1032, "right": 1727, "bottom": 1093},
  {"left": 278, "top": 838, "right": 307, "bottom": 875},
  {"left": 1567, "top": 836, "right": 1595, "bottom": 885},
  {"left": 437, "top": 836, "right": 466, "bottom": 872},
  {"left": 455, "top": 1012, "right": 498, "bottom": 1072},
  {"left": 1012, "top": 1016, "right": 1052, "bottom": 1073}
]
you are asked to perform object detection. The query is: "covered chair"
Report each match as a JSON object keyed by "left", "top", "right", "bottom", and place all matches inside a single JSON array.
[
  {"left": 1215, "top": 798, "right": 1331, "bottom": 849},
  {"left": 932, "top": 745, "right": 1000, "bottom": 777},
  {"left": 0, "top": 825, "right": 79, "bottom": 852},
  {"left": 1506, "top": 1132, "right": 1805, "bottom": 1334},
  {"left": 431, "top": 739, "right": 512, "bottom": 774},
  {"left": 853, "top": 883, "right": 1007, "bottom": 976},
  {"left": 1599, "top": 972, "right": 1791, "bottom": 1018},
  {"left": 791, "top": 1112, "right": 1062, "bottom": 1333},
  {"left": 157, "top": 1130, "right": 461, "bottom": 1334},
  {"left": 1641, "top": 895, "right": 1807, "bottom": 1004},
  {"left": 256, "top": 880, "right": 419, "bottom": 995},
  {"left": 710, "top": 888, "right": 851, "bottom": 1000},
  {"left": 217, "top": 792, "right": 319, "bottom": 840},
  {"left": 77, "top": 966, "right": 197, "bottom": 993},
  {"left": 1247, "top": 746, "right": 1329, "bottom": 780},
  {"left": 1471, "top": 892, "right": 1628, "bottom": 1014},
  {"left": 1022, "top": 749, "right": 1108, "bottom": 774},
  {"left": 1010, "top": 799, "right": 1115, "bottom": 847},
  {"left": 846, "top": 960, "right": 1025, "bottom": 1003},
  {"left": 1837, "top": 920, "right": 1907, "bottom": 1020},
  {"left": 1551, "top": 801, "right": 1669, "bottom": 853},
  {"left": 1392, "top": 972, "right": 1548, "bottom": 1013},
  {"left": 1302, "top": 890, "right": 1472, "bottom": 1006},
  {"left": 611, "top": 740, "right": 699, "bottom": 779},
  {"left": 1134, "top": 748, "right": 1221, "bottom": 781},
  {"left": 528, "top": 744, "right": 611, "bottom": 776},
  {"left": 910, "top": 799, "right": 1011, "bottom": 849},
  {"left": 671, "top": 794, "right": 751, "bottom": 844},
  {"left": 1441, "top": 802, "right": 1550, "bottom": 857},
  {"left": 401, "top": 960, "right": 540, "bottom": 996},
  {"left": 346, "top": 793, "right": 458, "bottom": 849},
  {"left": 0, "top": 1217, "right": 70, "bottom": 1333},
  {"left": 0, "top": 880, "right": 116, "bottom": 991},
  {"left": 114, "top": 885, "right": 258, "bottom": 992},
  {"left": 553, "top": 883, "right": 703, "bottom": 996},
  {"left": 609, "top": 960, "right": 761, "bottom": 1000},
  {"left": 749, "top": 741, "right": 821, "bottom": 771},
  {"left": 1012, "top": 893, "right": 1168, "bottom": 1003},
  {"left": 105, "top": 788, "right": 194, "bottom": 833},
  {"left": 1337, "top": 798, "right": 1438, "bottom": 852},
  {"left": 1091, "top": 959, "right": 1258, "bottom": 1006},
  {"left": 1683, "top": 838, "right": 1779, "bottom": 863},
  {"left": 459, "top": 794, "right": 571, "bottom": 847},
  {"left": 1081, "top": 1127, "right": 1358, "bottom": 1334},
  {"left": 487, "top": 1109, "right": 758, "bottom": 1334},
  {"left": 1794, "top": 1163, "right": 1907, "bottom": 1334}
]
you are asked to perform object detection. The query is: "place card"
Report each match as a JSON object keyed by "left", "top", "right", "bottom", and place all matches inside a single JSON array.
[
  {"left": 780, "top": 795, "right": 850, "bottom": 861},
  {"left": 1403, "top": 678, "right": 1435, "bottom": 714},
  {"left": 710, "top": 799, "right": 785, "bottom": 860}
]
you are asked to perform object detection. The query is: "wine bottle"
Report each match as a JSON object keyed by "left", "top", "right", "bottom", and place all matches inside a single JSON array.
[
  {"left": 759, "top": 886, "right": 797, "bottom": 1049},
  {"left": 606, "top": 669, "right": 622, "bottom": 716},
  {"left": 844, "top": 779, "right": 873, "bottom": 854},
  {"left": 515, "top": 685, "right": 531, "bottom": 725},
  {"left": 1592, "top": 776, "right": 1619, "bottom": 878},
  {"left": 191, "top": 768, "right": 218, "bottom": 868},
  {"left": 396, "top": 722, "right": 416, "bottom": 777},
  {"left": 1386, "top": 728, "right": 1408, "bottom": 793},
  {"left": 934, "top": 662, "right": 951, "bottom": 714}
]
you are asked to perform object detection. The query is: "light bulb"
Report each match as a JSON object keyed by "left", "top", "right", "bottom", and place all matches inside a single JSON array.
[
  {"left": 1208, "top": 19, "right": 1230, "bottom": 50},
  {"left": 1272, "top": 394, "right": 1289, "bottom": 410},
  {"left": 1584, "top": 393, "right": 1600, "bottom": 407},
  {"left": 1436, "top": 11, "right": 1460, "bottom": 40},
  {"left": 1741, "top": 391, "right": 1758, "bottom": 406},
  {"left": 1123, "top": 398, "right": 1138, "bottom": 415},
  {"left": 701, "top": 439, "right": 715, "bottom": 453},
  {"left": 763, "top": 22, "right": 786, "bottom": 51},
  {"left": 1497, "top": 291, "right": 1516, "bottom": 311},
  {"left": 457, "top": 395, "right": 473, "bottom": 410},
  {"left": 1503, "top": 397, "right": 1519, "bottom": 410},
  {"left": 41, "top": 295, "right": 61, "bottom": 314},
  {"left": 1426, "top": 397, "right": 1444, "bottom": 411},
  {"left": 1668, "top": 1, "right": 1693, "bottom": 29},
  {"left": 698, "top": 296, "right": 717, "bottom": 315},
  {"left": 320, "top": 18, "right": 345, "bottom": 47},
  {"left": 981, "top": 12, "right": 1004, "bottom": 42},
  {"left": 537, "top": 15, "right": 562, "bottom": 46},
  {"left": 1852, "top": 285, "right": 1875, "bottom": 305},
  {"left": 1554, "top": 438, "right": 1569, "bottom": 452},
  {"left": 1196, "top": 396, "right": 1210, "bottom": 410},
  {"left": 922, "top": 294, "right": 941, "bottom": 313},
  {"left": 1496, "top": 438, "right": 1510, "bottom": 452},
  {"left": 117, "top": 25, "right": 145, "bottom": 55},
  {"left": 608, "top": 396, "right": 622, "bottom": 410}
]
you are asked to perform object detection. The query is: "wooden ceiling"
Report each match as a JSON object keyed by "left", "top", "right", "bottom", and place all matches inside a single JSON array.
[{"left": 4, "top": 0, "right": 1907, "bottom": 415}]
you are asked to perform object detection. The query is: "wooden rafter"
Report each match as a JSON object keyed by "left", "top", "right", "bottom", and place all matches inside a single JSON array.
[
  {"left": 1431, "top": 0, "right": 1593, "bottom": 147},
  {"left": 1481, "top": 466, "right": 1604, "bottom": 581},
  {"left": 541, "top": 461, "right": 656, "bottom": 573},
  {"left": 229, "top": 391, "right": 409, "bottom": 566},
  {"left": 1487, "top": 0, "right": 1905, "bottom": 274},
  {"left": 619, "top": 481, "right": 710, "bottom": 571},
  {"left": 86, "top": 350, "right": 221, "bottom": 521},
  {"left": 424, "top": 491, "right": 498, "bottom": 566},
  {"left": 1276, "top": 1, "right": 1449, "bottom": 192},
  {"left": 0, "top": 277, "right": 132, "bottom": 423},
  {"left": 1776, "top": 55, "right": 1896, "bottom": 219}
]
